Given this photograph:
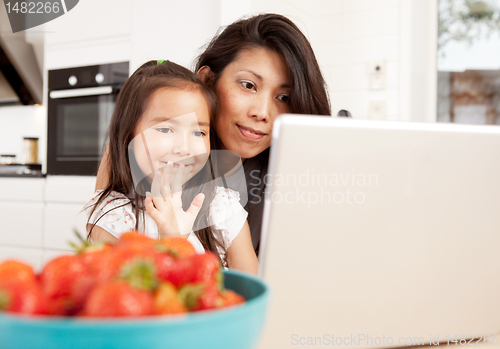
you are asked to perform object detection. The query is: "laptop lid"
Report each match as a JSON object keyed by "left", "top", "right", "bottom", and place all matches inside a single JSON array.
[{"left": 258, "top": 115, "right": 500, "bottom": 349}]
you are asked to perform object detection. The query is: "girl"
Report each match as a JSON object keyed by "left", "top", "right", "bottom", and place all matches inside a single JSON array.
[
  {"left": 95, "top": 13, "right": 332, "bottom": 256},
  {"left": 85, "top": 60, "right": 258, "bottom": 275}
]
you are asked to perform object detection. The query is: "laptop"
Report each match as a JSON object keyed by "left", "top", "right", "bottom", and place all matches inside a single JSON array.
[{"left": 257, "top": 115, "right": 500, "bottom": 349}]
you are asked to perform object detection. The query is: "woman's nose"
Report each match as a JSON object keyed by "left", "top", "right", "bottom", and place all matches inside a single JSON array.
[{"left": 250, "top": 94, "right": 272, "bottom": 122}]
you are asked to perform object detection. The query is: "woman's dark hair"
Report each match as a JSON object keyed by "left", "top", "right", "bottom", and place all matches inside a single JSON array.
[
  {"left": 86, "top": 60, "right": 228, "bottom": 265},
  {"left": 195, "top": 13, "right": 331, "bottom": 116}
]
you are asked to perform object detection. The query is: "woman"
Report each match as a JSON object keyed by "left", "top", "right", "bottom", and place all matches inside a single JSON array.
[{"left": 95, "top": 13, "right": 331, "bottom": 255}]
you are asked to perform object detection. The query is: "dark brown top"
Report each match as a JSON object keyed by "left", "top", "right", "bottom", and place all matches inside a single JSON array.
[{"left": 242, "top": 148, "right": 269, "bottom": 256}]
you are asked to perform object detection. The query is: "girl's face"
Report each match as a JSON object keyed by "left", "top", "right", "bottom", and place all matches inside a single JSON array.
[
  {"left": 131, "top": 87, "right": 210, "bottom": 184},
  {"left": 213, "top": 47, "right": 292, "bottom": 160}
]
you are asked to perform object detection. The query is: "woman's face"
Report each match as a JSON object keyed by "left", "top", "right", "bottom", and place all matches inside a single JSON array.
[
  {"left": 131, "top": 87, "right": 210, "bottom": 185},
  {"left": 213, "top": 47, "right": 292, "bottom": 160}
]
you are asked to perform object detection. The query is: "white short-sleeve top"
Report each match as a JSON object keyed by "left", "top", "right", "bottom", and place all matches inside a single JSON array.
[{"left": 84, "top": 186, "right": 248, "bottom": 257}]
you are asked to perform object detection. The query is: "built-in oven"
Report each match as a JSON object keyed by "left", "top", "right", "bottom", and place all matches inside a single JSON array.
[{"left": 47, "top": 62, "right": 129, "bottom": 175}]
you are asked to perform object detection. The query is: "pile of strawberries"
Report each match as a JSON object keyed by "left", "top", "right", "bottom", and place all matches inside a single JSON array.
[{"left": 0, "top": 231, "right": 244, "bottom": 317}]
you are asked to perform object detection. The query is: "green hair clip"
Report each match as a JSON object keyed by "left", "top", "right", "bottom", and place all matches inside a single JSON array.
[{"left": 157, "top": 59, "right": 166, "bottom": 65}]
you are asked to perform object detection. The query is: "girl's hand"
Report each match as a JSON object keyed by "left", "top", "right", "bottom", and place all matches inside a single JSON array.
[{"left": 145, "top": 162, "right": 205, "bottom": 238}]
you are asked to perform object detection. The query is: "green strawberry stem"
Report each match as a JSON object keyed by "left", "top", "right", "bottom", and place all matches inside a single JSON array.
[
  {"left": 0, "top": 290, "right": 11, "bottom": 311},
  {"left": 154, "top": 244, "right": 178, "bottom": 258},
  {"left": 215, "top": 269, "right": 224, "bottom": 293},
  {"left": 69, "top": 228, "right": 109, "bottom": 254},
  {"left": 118, "top": 257, "right": 159, "bottom": 292},
  {"left": 178, "top": 284, "right": 205, "bottom": 310}
]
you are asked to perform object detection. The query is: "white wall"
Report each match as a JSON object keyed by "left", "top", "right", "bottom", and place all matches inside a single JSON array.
[
  {"left": 129, "top": 0, "right": 221, "bottom": 73},
  {"left": 0, "top": 105, "right": 46, "bottom": 165},
  {"left": 251, "top": 0, "right": 437, "bottom": 122}
]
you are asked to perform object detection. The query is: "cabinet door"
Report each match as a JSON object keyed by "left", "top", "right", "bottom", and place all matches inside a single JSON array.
[
  {"left": 44, "top": 176, "right": 96, "bottom": 204},
  {"left": 0, "top": 178, "right": 44, "bottom": 202},
  {"left": 0, "top": 246, "right": 44, "bottom": 272},
  {"left": 42, "top": 249, "right": 73, "bottom": 267},
  {"left": 43, "top": 203, "right": 88, "bottom": 250},
  {"left": 0, "top": 202, "right": 43, "bottom": 248}
]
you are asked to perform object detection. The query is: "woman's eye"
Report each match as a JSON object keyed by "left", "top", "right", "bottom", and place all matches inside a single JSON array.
[
  {"left": 277, "top": 94, "right": 290, "bottom": 103},
  {"left": 193, "top": 131, "right": 206, "bottom": 137},
  {"left": 241, "top": 81, "right": 256, "bottom": 91},
  {"left": 156, "top": 128, "right": 173, "bottom": 134}
]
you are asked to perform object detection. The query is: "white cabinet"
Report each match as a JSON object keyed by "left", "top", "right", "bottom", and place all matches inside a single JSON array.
[
  {"left": 0, "top": 201, "right": 43, "bottom": 248},
  {"left": 43, "top": 203, "right": 89, "bottom": 250},
  {"left": 0, "top": 178, "right": 44, "bottom": 249},
  {"left": 44, "top": 176, "right": 96, "bottom": 204},
  {"left": 0, "top": 246, "right": 44, "bottom": 272},
  {"left": 43, "top": 176, "right": 96, "bottom": 250},
  {"left": 0, "top": 176, "right": 96, "bottom": 267},
  {"left": 43, "top": 0, "right": 132, "bottom": 46},
  {"left": 0, "top": 178, "right": 44, "bottom": 202},
  {"left": 43, "top": 0, "right": 132, "bottom": 70}
]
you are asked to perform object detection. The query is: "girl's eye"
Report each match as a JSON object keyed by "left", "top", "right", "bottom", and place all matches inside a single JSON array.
[
  {"left": 156, "top": 128, "right": 173, "bottom": 134},
  {"left": 193, "top": 131, "right": 206, "bottom": 137},
  {"left": 277, "top": 94, "right": 290, "bottom": 103},
  {"left": 240, "top": 81, "right": 256, "bottom": 91}
]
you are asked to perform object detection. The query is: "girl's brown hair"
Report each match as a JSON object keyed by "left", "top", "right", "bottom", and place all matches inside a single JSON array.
[
  {"left": 87, "top": 60, "right": 228, "bottom": 264},
  {"left": 195, "top": 13, "right": 331, "bottom": 116}
]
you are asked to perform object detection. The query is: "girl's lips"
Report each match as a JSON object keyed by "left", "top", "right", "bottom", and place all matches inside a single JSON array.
[
  {"left": 161, "top": 163, "right": 194, "bottom": 172},
  {"left": 237, "top": 125, "right": 266, "bottom": 140}
]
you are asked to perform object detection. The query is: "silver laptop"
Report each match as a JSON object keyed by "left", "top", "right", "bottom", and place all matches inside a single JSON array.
[{"left": 258, "top": 115, "right": 500, "bottom": 349}]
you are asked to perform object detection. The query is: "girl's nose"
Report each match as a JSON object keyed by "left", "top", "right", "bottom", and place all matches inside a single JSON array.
[{"left": 172, "top": 133, "right": 191, "bottom": 156}]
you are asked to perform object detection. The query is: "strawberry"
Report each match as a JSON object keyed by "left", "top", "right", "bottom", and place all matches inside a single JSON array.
[
  {"left": 178, "top": 282, "right": 223, "bottom": 312},
  {"left": 220, "top": 289, "right": 245, "bottom": 308},
  {"left": 40, "top": 255, "right": 90, "bottom": 300},
  {"left": 153, "top": 281, "right": 187, "bottom": 315},
  {"left": 158, "top": 236, "right": 196, "bottom": 259},
  {"left": 67, "top": 241, "right": 113, "bottom": 314},
  {"left": 156, "top": 254, "right": 194, "bottom": 287},
  {"left": 79, "top": 242, "right": 113, "bottom": 274},
  {"left": 189, "top": 252, "right": 222, "bottom": 286},
  {"left": 0, "top": 260, "right": 36, "bottom": 283},
  {"left": 97, "top": 243, "right": 158, "bottom": 282},
  {"left": 70, "top": 275, "right": 99, "bottom": 314},
  {"left": 83, "top": 280, "right": 154, "bottom": 317},
  {"left": 118, "top": 231, "right": 156, "bottom": 246},
  {"left": 0, "top": 279, "right": 48, "bottom": 315}
]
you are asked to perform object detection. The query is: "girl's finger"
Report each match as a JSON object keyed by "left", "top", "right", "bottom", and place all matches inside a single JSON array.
[
  {"left": 186, "top": 193, "right": 205, "bottom": 218},
  {"left": 159, "top": 168, "right": 171, "bottom": 199},
  {"left": 145, "top": 193, "right": 161, "bottom": 219},
  {"left": 151, "top": 169, "right": 163, "bottom": 199},
  {"left": 163, "top": 161, "right": 174, "bottom": 188},
  {"left": 171, "top": 163, "right": 184, "bottom": 199}
]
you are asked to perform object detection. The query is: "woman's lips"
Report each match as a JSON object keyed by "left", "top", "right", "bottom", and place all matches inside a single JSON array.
[{"left": 237, "top": 125, "right": 266, "bottom": 140}]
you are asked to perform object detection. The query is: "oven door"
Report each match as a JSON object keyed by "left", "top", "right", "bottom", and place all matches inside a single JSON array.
[{"left": 47, "top": 86, "right": 118, "bottom": 175}]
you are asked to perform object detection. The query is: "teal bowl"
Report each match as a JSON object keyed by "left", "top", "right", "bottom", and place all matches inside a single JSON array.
[{"left": 0, "top": 270, "right": 269, "bottom": 349}]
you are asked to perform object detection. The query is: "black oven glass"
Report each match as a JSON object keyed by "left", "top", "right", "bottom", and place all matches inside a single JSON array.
[{"left": 55, "top": 97, "right": 114, "bottom": 158}]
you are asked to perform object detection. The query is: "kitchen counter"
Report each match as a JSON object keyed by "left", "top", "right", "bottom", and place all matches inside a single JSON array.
[
  {"left": 0, "top": 163, "right": 43, "bottom": 177},
  {"left": 0, "top": 173, "right": 45, "bottom": 178}
]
